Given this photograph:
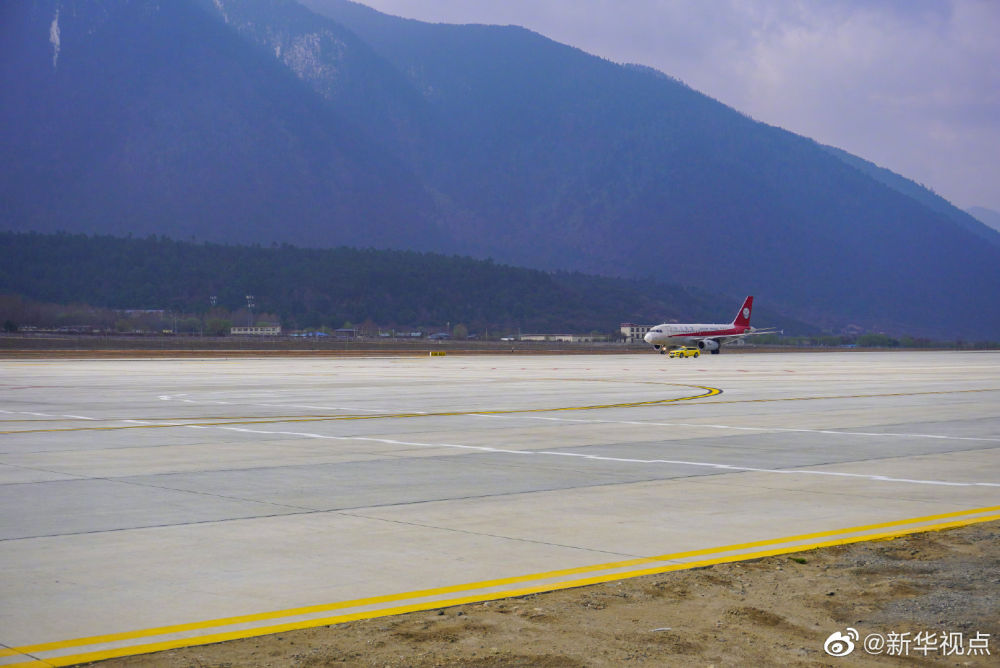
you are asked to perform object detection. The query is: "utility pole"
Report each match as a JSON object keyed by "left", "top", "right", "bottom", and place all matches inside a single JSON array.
[
  {"left": 245, "top": 294, "right": 255, "bottom": 327},
  {"left": 203, "top": 295, "right": 216, "bottom": 337}
]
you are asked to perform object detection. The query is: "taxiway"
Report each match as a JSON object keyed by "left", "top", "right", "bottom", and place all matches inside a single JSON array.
[{"left": 1, "top": 351, "right": 998, "bottom": 665}]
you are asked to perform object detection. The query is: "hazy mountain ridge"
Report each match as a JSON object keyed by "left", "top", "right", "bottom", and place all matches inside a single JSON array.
[
  {"left": 3, "top": 0, "right": 999, "bottom": 338},
  {"left": 821, "top": 145, "right": 1000, "bottom": 248},
  {"left": 968, "top": 207, "right": 1000, "bottom": 234}
]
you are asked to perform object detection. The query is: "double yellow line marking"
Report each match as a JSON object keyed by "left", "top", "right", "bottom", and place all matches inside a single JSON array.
[{"left": 3, "top": 506, "right": 998, "bottom": 667}]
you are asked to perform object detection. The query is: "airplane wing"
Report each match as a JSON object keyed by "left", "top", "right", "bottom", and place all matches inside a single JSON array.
[
  {"left": 691, "top": 328, "right": 782, "bottom": 345},
  {"left": 742, "top": 327, "right": 782, "bottom": 337}
]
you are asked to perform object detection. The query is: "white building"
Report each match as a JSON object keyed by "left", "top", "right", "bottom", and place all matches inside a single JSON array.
[
  {"left": 519, "top": 333, "right": 610, "bottom": 343},
  {"left": 230, "top": 325, "right": 282, "bottom": 336},
  {"left": 620, "top": 323, "right": 652, "bottom": 343}
]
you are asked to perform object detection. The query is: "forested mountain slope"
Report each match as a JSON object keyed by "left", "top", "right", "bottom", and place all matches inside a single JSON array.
[{"left": 0, "top": 232, "right": 812, "bottom": 334}]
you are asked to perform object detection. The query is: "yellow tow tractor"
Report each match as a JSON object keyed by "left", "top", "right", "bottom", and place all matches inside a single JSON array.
[{"left": 668, "top": 346, "right": 700, "bottom": 359}]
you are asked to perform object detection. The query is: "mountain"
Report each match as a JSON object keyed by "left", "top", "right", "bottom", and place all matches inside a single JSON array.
[
  {"left": 822, "top": 146, "right": 1000, "bottom": 248},
  {"left": 968, "top": 207, "right": 1000, "bottom": 234},
  {"left": 0, "top": 0, "right": 444, "bottom": 250},
  {"left": 2, "top": 0, "right": 999, "bottom": 339}
]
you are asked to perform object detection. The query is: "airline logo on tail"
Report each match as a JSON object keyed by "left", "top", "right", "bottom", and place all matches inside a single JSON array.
[{"left": 732, "top": 296, "right": 753, "bottom": 328}]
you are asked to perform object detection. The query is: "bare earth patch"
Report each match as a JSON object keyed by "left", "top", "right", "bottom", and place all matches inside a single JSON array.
[{"left": 86, "top": 521, "right": 999, "bottom": 667}]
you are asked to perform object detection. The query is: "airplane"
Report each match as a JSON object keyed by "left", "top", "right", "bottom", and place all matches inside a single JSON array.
[{"left": 643, "top": 296, "right": 779, "bottom": 354}]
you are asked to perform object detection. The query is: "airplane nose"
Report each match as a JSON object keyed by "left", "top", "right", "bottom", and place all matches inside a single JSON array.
[{"left": 643, "top": 332, "right": 653, "bottom": 344}]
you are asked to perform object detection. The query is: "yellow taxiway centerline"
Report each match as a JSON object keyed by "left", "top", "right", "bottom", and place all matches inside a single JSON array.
[
  {"left": 3, "top": 386, "right": 999, "bottom": 436},
  {"left": 0, "top": 385, "right": 722, "bottom": 435}
]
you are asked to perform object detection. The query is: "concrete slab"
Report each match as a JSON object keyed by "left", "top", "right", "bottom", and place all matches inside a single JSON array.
[{"left": 0, "top": 351, "right": 998, "bottom": 664}]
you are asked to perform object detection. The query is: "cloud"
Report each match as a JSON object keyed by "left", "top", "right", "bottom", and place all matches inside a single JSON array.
[
  {"left": 49, "top": 7, "right": 61, "bottom": 69},
  {"left": 713, "top": 1, "right": 1000, "bottom": 208},
  {"left": 346, "top": 0, "right": 1000, "bottom": 210}
]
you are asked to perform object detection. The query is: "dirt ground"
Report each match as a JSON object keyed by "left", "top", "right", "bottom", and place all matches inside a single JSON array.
[{"left": 89, "top": 521, "right": 999, "bottom": 667}]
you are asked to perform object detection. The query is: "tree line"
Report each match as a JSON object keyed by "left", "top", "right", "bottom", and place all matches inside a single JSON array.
[{"left": 0, "top": 231, "right": 728, "bottom": 335}]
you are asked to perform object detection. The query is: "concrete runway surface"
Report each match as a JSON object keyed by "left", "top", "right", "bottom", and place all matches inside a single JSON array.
[{"left": 1, "top": 351, "right": 998, "bottom": 665}]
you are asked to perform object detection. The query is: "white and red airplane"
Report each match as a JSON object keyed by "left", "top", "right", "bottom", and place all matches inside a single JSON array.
[{"left": 643, "top": 296, "right": 778, "bottom": 354}]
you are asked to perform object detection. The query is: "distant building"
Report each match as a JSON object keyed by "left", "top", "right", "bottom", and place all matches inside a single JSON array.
[
  {"left": 230, "top": 325, "right": 282, "bottom": 336},
  {"left": 620, "top": 323, "right": 651, "bottom": 343},
  {"left": 520, "top": 333, "right": 610, "bottom": 343}
]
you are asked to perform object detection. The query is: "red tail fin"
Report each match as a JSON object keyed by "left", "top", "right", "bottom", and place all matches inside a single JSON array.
[{"left": 732, "top": 296, "right": 753, "bottom": 327}]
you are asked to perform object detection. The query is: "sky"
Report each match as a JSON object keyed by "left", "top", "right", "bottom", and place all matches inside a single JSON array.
[{"left": 351, "top": 0, "right": 1000, "bottom": 214}]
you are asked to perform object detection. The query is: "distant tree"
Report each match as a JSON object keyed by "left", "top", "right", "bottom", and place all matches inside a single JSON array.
[
  {"left": 3, "top": 319, "right": 17, "bottom": 332},
  {"left": 452, "top": 323, "right": 468, "bottom": 340},
  {"left": 857, "top": 333, "right": 899, "bottom": 348},
  {"left": 177, "top": 317, "right": 202, "bottom": 334},
  {"left": 205, "top": 318, "right": 232, "bottom": 336}
]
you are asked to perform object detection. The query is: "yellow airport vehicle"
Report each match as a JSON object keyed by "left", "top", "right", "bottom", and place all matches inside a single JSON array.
[{"left": 668, "top": 346, "right": 700, "bottom": 358}]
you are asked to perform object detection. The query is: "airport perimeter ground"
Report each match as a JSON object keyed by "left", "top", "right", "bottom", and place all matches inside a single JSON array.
[{"left": 1, "top": 349, "right": 998, "bottom": 666}]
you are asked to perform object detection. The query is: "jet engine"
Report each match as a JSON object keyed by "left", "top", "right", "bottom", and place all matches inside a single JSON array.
[{"left": 698, "top": 339, "right": 720, "bottom": 353}]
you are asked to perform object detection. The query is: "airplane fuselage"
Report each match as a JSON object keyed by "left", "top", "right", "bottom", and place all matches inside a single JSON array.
[{"left": 643, "top": 323, "right": 750, "bottom": 349}]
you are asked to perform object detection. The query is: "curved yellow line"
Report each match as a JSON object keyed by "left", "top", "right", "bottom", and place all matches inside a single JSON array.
[{"left": 0, "top": 385, "right": 722, "bottom": 435}]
